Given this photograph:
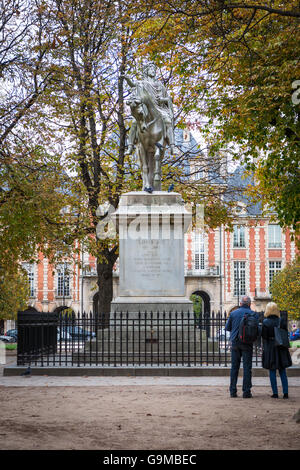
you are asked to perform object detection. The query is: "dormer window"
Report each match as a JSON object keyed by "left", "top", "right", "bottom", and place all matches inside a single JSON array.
[
  {"left": 183, "top": 129, "right": 190, "bottom": 142},
  {"left": 234, "top": 203, "right": 247, "bottom": 216},
  {"left": 193, "top": 162, "right": 204, "bottom": 180}
]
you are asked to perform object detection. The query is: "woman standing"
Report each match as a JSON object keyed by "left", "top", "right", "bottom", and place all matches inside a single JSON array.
[{"left": 262, "top": 302, "right": 292, "bottom": 398}]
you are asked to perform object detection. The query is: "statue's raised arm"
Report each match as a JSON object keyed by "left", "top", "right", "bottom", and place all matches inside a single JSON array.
[{"left": 122, "top": 74, "right": 137, "bottom": 89}]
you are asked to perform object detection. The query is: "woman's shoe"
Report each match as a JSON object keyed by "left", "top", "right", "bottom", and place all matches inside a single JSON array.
[
  {"left": 283, "top": 393, "right": 289, "bottom": 399},
  {"left": 271, "top": 394, "right": 278, "bottom": 398}
]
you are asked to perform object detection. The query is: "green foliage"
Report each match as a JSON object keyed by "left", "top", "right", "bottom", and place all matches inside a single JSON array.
[
  {"left": 60, "top": 308, "right": 75, "bottom": 318},
  {"left": 0, "top": 266, "right": 29, "bottom": 320},
  {"left": 0, "top": 1, "right": 79, "bottom": 274},
  {"left": 271, "top": 258, "right": 300, "bottom": 320},
  {"left": 190, "top": 294, "right": 202, "bottom": 318},
  {"left": 135, "top": 1, "right": 300, "bottom": 240},
  {"left": 4, "top": 1, "right": 296, "bottom": 315},
  {"left": 5, "top": 343, "right": 17, "bottom": 350},
  {"left": 0, "top": 147, "right": 73, "bottom": 270}
]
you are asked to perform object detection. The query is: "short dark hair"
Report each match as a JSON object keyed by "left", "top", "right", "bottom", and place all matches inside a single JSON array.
[{"left": 240, "top": 295, "right": 251, "bottom": 306}]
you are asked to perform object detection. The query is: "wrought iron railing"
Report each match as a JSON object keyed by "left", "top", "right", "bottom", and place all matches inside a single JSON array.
[{"left": 16, "top": 309, "right": 287, "bottom": 368}]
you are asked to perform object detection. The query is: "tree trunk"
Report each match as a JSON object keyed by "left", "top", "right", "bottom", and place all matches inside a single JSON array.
[{"left": 96, "top": 259, "right": 115, "bottom": 328}]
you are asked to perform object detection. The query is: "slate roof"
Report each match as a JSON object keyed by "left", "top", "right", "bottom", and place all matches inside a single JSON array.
[
  {"left": 179, "top": 129, "right": 263, "bottom": 216},
  {"left": 226, "top": 166, "right": 262, "bottom": 216}
]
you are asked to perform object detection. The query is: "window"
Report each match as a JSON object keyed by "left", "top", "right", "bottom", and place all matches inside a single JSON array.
[
  {"left": 269, "top": 261, "right": 282, "bottom": 289},
  {"left": 194, "top": 232, "right": 205, "bottom": 271},
  {"left": 194, "top": 163, "right": 204, "bottom": 180},
  {"left": 233, "top": 225, "right": 245, "bottom": 248},
  {"left": 22, "top": 263, "right": 35, "bottom": 297},
  {"left": 268, "top": 224, "right": 282, "bottom": 248},
  {"left": 183, "top": 129, "right": 190, "bottom": 142},
  {"left": 234, "top": 261, "right": 246, "bottom": 296},
  {"left": 208, "top": 167, "right": 220, "bottom": 180},
  {"left": 57, "top": 263, "right": 70, "bottom": 297},
  {"left": 234, "top": 204, "right": 247, "bottom": 216}
]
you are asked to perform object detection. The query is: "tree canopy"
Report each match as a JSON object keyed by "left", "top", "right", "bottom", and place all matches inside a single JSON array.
[
  {"left": 271, "top": 258, "right": 300, "bottom": 320},
  {"left": 0, "top": 266, "right": 29, "bottom": 320},
  {"left": 134, "top": 0, "right": 300, "bottom": 240},
  {"left": 1, "top": 0, "right": 299, "bottom": 315},
  {"left": 0, "top": 0, "right": 244, "bottom": 315}
]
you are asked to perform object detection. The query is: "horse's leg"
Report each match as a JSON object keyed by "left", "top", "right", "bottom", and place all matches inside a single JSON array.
[
  {"left": 153, "top": 141, "right": 163, "bottom": 191},
  {"left": 148, "top": 149, "right": 155, "bottom": 190},
  {"left": 139, "top": 145, "right": 150, "bottom": 190},
  {"left": 166, "top": 125, "right": 175, "bottom": 155}
]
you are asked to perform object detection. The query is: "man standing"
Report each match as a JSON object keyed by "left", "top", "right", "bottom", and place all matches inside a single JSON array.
[{"left": 225, "top": 295, "right": 259, "bottom": 398}]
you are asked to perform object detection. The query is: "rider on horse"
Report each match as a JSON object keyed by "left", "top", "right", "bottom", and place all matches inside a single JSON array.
[{"left": 123, "top": 62, "right": 175, "bottom": 156}]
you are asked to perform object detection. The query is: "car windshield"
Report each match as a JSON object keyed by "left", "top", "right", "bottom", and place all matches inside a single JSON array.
[
  {"left": 62, "top": 326, "right": 87, "bottom": 334},
  {"left": 70, "top": 327, "right": 83, "bottom": 333}
]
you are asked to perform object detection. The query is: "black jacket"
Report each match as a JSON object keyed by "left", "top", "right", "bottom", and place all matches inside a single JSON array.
[{"left": 261, "top": 315, "right": 292, "bottom": 370}]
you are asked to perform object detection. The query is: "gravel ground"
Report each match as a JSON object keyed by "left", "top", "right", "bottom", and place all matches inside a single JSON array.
[{"left": 0, "top": 358, "right": 299, "bottom": 451}]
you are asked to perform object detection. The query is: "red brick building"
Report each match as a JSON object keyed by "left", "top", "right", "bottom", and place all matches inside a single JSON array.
[
  {"left": 22, "top": 206, "right": 298, "bottom": 317},
  {"left": 184, "top": 218, "right": 297, "bottom": 314},
  {"left": 20, "top": 131, "right": 298, "bottom": 317}
]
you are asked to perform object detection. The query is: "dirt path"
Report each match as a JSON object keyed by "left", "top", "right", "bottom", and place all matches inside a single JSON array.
[{"left": 0, "top": 385, "right": 299, "bottom": 450}]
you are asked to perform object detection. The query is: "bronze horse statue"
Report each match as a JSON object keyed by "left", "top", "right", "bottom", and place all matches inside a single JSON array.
[{"left": 127, "top": 84, "right": 171, "bottom": 192}]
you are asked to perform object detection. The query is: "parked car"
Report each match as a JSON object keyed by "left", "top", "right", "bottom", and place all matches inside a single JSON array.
[
  {"left": 0, "top": 335, "right": 15, "bottom": 343},
  {"left": 217, "top": 328, "right": 231, "bottom": 342},
  {"left": 57, "top": 328, "right": 72, "bottom": 341},
  {"left": 290, "top": 329, "right": 300, "bottom": 342},
  {"left": 58, "top": 326, "right": 96, "bottom": 340},
  {"left": 5, "top": 329, "right": 18, "bottom": 342}
]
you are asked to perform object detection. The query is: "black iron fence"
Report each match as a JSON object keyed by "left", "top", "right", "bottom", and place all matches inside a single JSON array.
[
  {"left": 17, "top": 309, "right": 287, "bottom": 368},
  {"left": 18, "top": 308, "right": 58, "bottom": 363}
]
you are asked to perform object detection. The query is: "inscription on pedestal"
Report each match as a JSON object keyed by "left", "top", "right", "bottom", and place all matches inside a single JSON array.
[
  {"left": 120, "top": 238, "right": 184, "bottom": 297},
  {"left": 134, "top": 240, "right": 172, "bottom": 281}
]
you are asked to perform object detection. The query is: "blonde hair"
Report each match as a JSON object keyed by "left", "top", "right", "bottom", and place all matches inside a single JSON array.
[{"left": 264, "top": 302, "right": 280, "bottom": 318}]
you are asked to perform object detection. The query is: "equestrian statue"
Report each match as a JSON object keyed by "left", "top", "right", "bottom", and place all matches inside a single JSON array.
[{"left": 123, "top": 62, "right": 175, "bottom": 192}]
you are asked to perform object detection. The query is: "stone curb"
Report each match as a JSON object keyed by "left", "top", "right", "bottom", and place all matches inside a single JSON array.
[{"left": 3, "top": 365, "right": 300, "bottom": 377}]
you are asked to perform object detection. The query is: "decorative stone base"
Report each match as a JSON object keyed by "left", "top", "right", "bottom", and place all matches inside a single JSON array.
[
  {"left": 87, "top": 328, "right": 219, "bottom": 362},
  {"left": 96, "top": 190, "right": 195, "bottom": 362},
  {"left": 110, "top": 296, "right": 193, "bottom": 315},
  {"left": 110, "top": 190, "right": 193, "bottom": 320}
]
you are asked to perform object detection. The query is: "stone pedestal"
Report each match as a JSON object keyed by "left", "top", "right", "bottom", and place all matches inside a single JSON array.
[
  {"left": 85, "top": 191, "right": 198, "bottom": 363},
  {"left": 110, "top": 191, "right": 193, "bottom": 315}
]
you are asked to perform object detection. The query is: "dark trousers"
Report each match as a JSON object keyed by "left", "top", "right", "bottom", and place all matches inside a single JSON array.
[
  {"left": 230, "top": 341, "right": 253, "bottom": 395},
  {"left": 269, "top": 368, "right": 288, "bottom": 395}
]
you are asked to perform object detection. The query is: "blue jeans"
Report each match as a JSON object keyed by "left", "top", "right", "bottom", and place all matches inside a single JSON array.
[
  {"left": 230, "top": 341, "right": 253, "bottom": 395},
  {"left": 269, "top": 369, "right": 288, "bottom": 395}
]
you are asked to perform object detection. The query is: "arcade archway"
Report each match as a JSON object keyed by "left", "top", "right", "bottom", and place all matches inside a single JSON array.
[
  {"left": 190, "top": 290, "right": 211, "bottom": 315},
  {"left": 52, "top": 306, "right": 71, "bottom": 315},
  {"left": 190, "top": 290, "right": 211, "bottom": 337}
]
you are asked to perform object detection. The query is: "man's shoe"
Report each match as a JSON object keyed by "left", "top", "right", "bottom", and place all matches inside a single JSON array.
[
  {"left": 283, "top": 393, "right": 289, "bottom": 399},
  {"left": 243, "top": 393, "right": 252, "bottom": 398},
  {"left": 271, "top": 394, "right": 278, "bottom": 398},
  {"left": 230, "top": 393, "right": 237, "bottom": 398}
]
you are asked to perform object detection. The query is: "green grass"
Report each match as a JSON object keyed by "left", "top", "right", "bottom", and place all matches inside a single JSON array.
[{"left": 5, "top": 343, "right": 17, "bottom": 350}]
